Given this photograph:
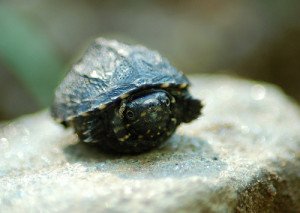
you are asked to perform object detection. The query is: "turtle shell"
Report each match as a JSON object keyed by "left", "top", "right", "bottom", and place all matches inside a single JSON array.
[{"left": 52, "top": 38, "right": 189, "bottom": 121}]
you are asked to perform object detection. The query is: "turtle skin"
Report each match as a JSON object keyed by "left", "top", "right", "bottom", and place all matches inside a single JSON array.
[{"left": 51, "top": 38, "right": 203, "bottom": 154}]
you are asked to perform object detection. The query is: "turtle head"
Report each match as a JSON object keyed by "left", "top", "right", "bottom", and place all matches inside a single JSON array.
[
  {"left": 125, "top": 91, "right": 172, "bottom": 139},
  {"left": 112, "top": 90, "right": 175, "bottom": 143}
]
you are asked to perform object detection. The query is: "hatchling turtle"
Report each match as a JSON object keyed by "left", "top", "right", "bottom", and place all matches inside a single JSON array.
[{"left": 51, "top": 38, "right": 203, "bottom": 154}]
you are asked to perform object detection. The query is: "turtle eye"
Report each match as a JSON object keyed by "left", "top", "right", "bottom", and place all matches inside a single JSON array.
[
  {"left": 126, "top": 110, "right": 135, "bottom": 120},
  {"left": 165, "top": 98, "right": 170, "bottom": 106}
]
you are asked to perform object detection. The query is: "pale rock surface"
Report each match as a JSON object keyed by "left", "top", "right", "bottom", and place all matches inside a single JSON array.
[{"left": 0, "top": 75, "right": 299, "bottom": 212}]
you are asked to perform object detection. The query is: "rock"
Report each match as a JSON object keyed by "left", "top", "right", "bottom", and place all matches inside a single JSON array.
[{"left": 0, "top": 75, "right": 299, "bottom": 212}]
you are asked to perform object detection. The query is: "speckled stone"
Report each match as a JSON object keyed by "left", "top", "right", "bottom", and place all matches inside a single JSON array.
[{"left": 0, "top": 75, "right": 299, "bottom": 213}]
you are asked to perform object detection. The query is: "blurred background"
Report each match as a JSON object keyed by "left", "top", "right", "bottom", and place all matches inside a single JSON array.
[{"left": 0, "top": 0, "right": 299, "bottom": 120}]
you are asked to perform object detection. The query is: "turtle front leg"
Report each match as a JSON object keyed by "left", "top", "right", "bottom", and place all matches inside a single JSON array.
[{"left": 172, "top": 90, "right": 203, "bottom": 123}]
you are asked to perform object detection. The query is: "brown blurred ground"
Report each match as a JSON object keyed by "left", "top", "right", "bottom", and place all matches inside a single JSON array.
[{"left": 0, "top": 0, "right": 299, "bottom": 120}]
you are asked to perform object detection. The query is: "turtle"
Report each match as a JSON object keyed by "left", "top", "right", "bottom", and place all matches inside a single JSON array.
[{"left": 51, "top": 38, "right": 203, "bottom": 154}]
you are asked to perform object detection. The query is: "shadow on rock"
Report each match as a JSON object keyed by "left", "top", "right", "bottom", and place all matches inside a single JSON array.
[{"left": 63, "top": 134, "right": 227, "bottom": 179}]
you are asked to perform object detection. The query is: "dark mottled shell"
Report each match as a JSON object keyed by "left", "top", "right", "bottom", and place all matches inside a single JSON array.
[{"left": 52, "top": 38, "right": 189, "bottom": 121}]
